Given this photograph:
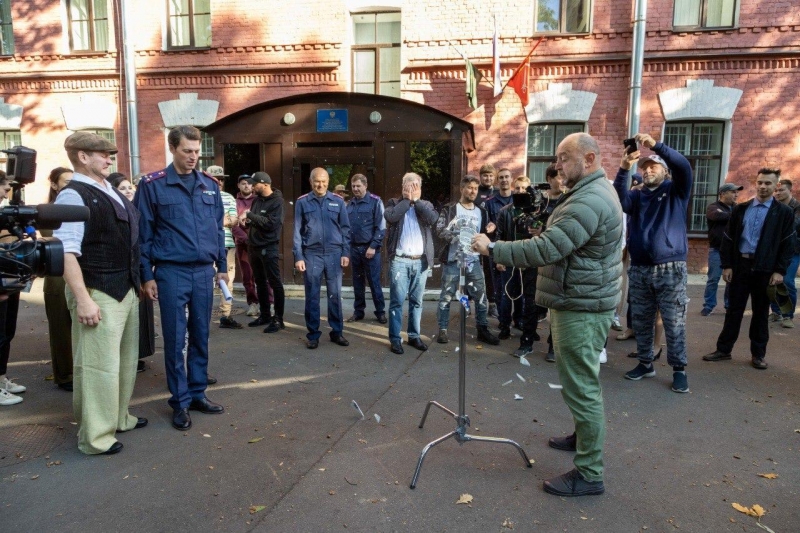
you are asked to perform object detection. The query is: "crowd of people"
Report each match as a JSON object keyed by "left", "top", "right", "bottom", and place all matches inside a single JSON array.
[{"left": 0, "top": 126, "right": 797, "bottom": 498}]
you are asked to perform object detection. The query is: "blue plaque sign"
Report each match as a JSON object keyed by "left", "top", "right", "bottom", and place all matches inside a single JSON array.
[{"left": 316, "top": 109, "right": 349, "bottom": 133}]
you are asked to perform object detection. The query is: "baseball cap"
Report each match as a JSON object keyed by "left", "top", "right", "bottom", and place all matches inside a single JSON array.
[
  {"left": 205, "top": 165, "right": 227, "bottom": 177},
  {"left": 766, "top": 283, "right": 793, "bottom": 316},
  {"left": 238, "top": 174, "right": 251, "bottom": 183},
  {"left": 719, "top": 183, "right": 744, "bottom": 194},
  {"left": 638, "top": 155, "right": 668, "bottom": 169},
  {"left": 249, "top": 171, "right": 271, "bottom": 185},
  {"left": 64, "top": 131, "right": 118, "bottom": 154}
]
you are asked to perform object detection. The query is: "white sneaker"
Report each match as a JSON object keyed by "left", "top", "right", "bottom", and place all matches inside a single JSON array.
[
  {"left": 599, "top": 348, "right": 608, "bottom": 364},
  {"left": 0, "top": 376, "right": 26, "bottom": 394},
  {"left": 246, "top": 303, "right": 260, "bottom": 317},
  {"left": 0, "top": 388, "right": 23, "bottom": 406}
]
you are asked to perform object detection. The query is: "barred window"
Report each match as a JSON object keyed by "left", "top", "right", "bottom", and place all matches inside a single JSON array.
[
  {"left": 352, "top": 12, "right": 401, "bottom": 98},
  {"left": 67, "top": 0, "right": 109, "bottom": 52},
  {"left": 526, "top": 123, "right": 583, "bottom": 184},
  {"left": 167, "top": 0, "right": 211, "bottom": 49},
  {"left": 663, "top": 121, "right": 725, "bottom": 232}
]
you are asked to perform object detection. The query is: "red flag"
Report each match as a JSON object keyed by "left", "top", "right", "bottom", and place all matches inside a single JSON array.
[{"left": 506, "top": 62, "right": 530, "bottom": 107}]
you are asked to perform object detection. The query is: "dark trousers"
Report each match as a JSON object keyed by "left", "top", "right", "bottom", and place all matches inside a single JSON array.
[
  {"left": 235, "top": 242, "right": 259, "bottom": 305},
  {"left": 482, "top": 255, "right": 495, "bottom": 304},
  {"left": 519, "top": 267, "right": 539, "bottom": 347},
  {"left": 716, "top": 261, "right": 771, "bottom": 360},
  {"left": 350, "top": 244, "right": 385, "bottom": 318},
  {"left": 155, "top": 263, "right": 214, "bottom": 410},
  {"left": 0, "top": 292, "right": 20, "bottom": 376},
  {"left": 498, "top": 268, "right": 523, "bottom": 328},
  {"left": 248, "top": 246, "right": 285, "bottom": 320},
  {"left": 303, "top": 252, "right": 343, "bottom": 341},
  {"left": 44, "top": 276, "right": 73, "bottom": 384},
  {"left": 139, "top": 298, "right": 155, "bottom": 359}
]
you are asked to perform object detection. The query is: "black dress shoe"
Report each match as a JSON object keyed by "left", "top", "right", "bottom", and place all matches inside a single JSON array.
[
  {"left": 172, "top": 408, "right": 192, "bottom": 431},
  {"left": 117, "top": 417, "right": 148, "bottom": 433},
  {"left": 207, "top": 375, "right": 218, "bottom": 385},
  {"left": 263, "top": 318, "right": 285, "bottom": 333},
  {"left": 58, "top": 381, "right": 73, "bottom": 391},
  {"left": 307, "top": 339, "right": 319, "bottom": 349},
  {"left": 751, "top": 357, "right": 768, "bottom": 370},
  {"left": 189, "top": 397, "right": 225, "bottom": 414},
  {"left": 248, "top": 316, "right": 271, "bottom": 327},
  {"left": 137, "top": 360, "right": 146, "bottom": 373},
  {"left": 543, "top": 468, "right": 604, "bottom": 497},
  {"left": 330, "top": 333, "right": 349, "bottom": 346},
  {"left": 549, "top": 432, "right": 577, "bottom": 451},
  {"left": 219, "top": 316, "right": 243, "bottom": 329},
  {"left": 702, "top": 350, "right": 732, "bottom": 362},
  {"left": 407, "top": 337, "right": 428, "bottom": 351},
  {"left": 346, "top": 314, "right": 364, "bottom": 322},
  {"left": 101, "top": 441, "right": 123, "bottom": 455},
  {"left": 377, "top": 314, "right": 388, "bottom": 324},
  {"left": 390, "top": 341, "right": 404, "bottom": 354}
]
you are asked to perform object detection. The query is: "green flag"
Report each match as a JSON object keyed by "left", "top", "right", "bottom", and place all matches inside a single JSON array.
[{"left": 466, "top": 58, "right": 482, "bottom": 110}]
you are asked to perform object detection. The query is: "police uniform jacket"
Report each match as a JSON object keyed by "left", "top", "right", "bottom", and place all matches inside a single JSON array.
[
  {"left": 346, "top": 191, "right": 385, "bottom": 249},
  {"left": 292, "top": 191, "right": 351, "bottom": 262},
  {"left": 135, "top": 164, "right": 226, "bottom": 282}
]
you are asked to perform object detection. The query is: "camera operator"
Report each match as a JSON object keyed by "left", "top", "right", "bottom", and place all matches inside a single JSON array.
[
  {"left": 472, "top": 133, "right": 623, "bottom": 497},
  {"left": 0, "top": 169, "right": 27, "bottom": 406}
]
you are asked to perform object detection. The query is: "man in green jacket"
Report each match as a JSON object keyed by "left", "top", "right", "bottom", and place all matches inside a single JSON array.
[{"left": 472, "top": 132, "right": 623, "bottom": 497}]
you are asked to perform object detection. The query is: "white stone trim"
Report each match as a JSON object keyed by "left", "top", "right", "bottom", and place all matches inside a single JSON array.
[
  {"left": 346, "top": 1, "right": 404, "bottom": 12},
  {"left": 658, "top": 80, "right": 742, "bottom": 121},
  {"left": 158, "top": 93, "right": 219, "bottom": 128},
  {"left": 61, "top": 95, "right": 117, "bottom": 130},
  {"left": 0, "top": 98, "right": 23, "bottom": 130},
  {"left": 525, "top": 83, "right": 598, "bottom": 124}
]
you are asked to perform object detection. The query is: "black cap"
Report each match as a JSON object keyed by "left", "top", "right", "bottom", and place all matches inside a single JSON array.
[
  {"left": 249, "top": 171, "right": 271, "bottom": 185},
  {"left": 238, "top": 174, "right": 251, "bottom": 183}
]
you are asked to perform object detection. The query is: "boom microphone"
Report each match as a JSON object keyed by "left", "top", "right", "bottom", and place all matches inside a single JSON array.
[{"left": 34, "top": 204, "right": 91, "bottom": 228}]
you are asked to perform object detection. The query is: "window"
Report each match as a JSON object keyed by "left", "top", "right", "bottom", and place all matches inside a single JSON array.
[
  {"left": 352, "top": 12, "right": 401, "bottom": 97},
  {"left": 673, "top": 0, "right": 737, "bottom": 29},
  {"left": 663, "top": 121, "right": 725, "bottom": 232},
  {"left": 0, "top": 0, "right": 13, "bottom": 55},
  {"left": 0, "top": 130, "right": 21, "bottom": 151},
  {"left": 82, "top": 129, "right": 117, "bottom": 173},
  {"left": 199, "top": 131, "right": 214, "bottom": 170},
  {"left": 167, "top": 0, "right": 211, "bottom": 49},
  {"left": 67, "top": 0, "right": 109, "bottom": 52},
  {"left": 536, "top": 0, "right": 591, "bottom": 33},
  {"left": 526, "top": 123, "right": 583, "bottom": 184}
]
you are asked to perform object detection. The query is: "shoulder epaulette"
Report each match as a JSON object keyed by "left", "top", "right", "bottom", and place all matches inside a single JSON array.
[
  {"left": 297, "top": 193, "right": 309, "bottom": 200},
  {"left": 143, "top": 170, "right": 167, "bottom": 183},
  {"left": 369, "top": 193, "right": 381, "bottom": 200}
]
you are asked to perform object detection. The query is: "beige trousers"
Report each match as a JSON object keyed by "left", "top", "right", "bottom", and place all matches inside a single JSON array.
[{"left": 217, "top": 247, "right": 237, "bottom": 316}]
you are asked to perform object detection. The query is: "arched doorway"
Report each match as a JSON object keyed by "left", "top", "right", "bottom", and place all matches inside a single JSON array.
[{"left": 203, "top": 92, "right": 475, "bottom": 285}]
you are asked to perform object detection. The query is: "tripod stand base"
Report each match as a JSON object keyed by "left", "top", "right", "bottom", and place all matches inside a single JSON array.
[{"left": 410, "top": 401, "right": 532, "bottom": 489}]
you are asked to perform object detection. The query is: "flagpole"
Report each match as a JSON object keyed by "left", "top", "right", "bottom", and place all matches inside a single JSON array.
[{"left": 501, "top": 37, "right": 545, "bottom": 91}]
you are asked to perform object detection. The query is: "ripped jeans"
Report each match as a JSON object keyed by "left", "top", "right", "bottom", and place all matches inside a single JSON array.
[
  {"left": 628, "top": 261, "right": 688, "bottom": 367},
  {"left": 437, "top": 260, "right": 488, "bottom": 329}
]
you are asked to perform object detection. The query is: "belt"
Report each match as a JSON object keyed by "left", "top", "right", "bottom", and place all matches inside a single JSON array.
[
  {"left": 741, "top": 253, "right": 754, "bottom": 259},
  {"left": 396, "top": 254, "right": 422, "bottom": 260}
]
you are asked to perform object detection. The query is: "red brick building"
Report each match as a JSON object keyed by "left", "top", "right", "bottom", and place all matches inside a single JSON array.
[{"left": 1, "top": 0, "right": 798, "bottom": 274}]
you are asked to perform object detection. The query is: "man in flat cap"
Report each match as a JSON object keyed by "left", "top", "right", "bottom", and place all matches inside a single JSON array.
[
  {"left": 701, "top": 183, "right": 742, "bottom": 316},
  {"left": 333, "top": 184, "right": 350, "bottom": 203},
  {"left": 615, "top": 133, "right": 693, "bottom": 394},
  {"left": 54, "top": 131, "right": 147, "bottom": 455}
]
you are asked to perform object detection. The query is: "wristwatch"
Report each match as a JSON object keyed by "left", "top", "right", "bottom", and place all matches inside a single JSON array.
[{"left": 488, "top": 242, "right": 495, "bottom": 258}]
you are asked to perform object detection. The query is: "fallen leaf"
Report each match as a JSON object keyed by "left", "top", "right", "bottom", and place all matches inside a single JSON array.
[
  {"left": 358, "top": 439, "right": 367, "bottom": 444},
  {"left": 475, "top": 345, "right": 483, "bottom": 350},
  {"left": 456, "top": 493, "right": 473, "bottom": 505},
  {"left": 329, "top": 490, "right": 336, "bottom": 495},
  {"left": 250, "top": 379, "right": 258, "bottom": 383},
  {"left": 732, "top": 503, "right": 767, "bottom": 518},
  {"left": 501, "top": 517, "right": 514, "bottom": 529},
  {"left": 249, "top": 505, "right": 266, "bottom": 514},
  {"left": 45, "top": 375, "right": 54, "bottom": 381},
  {"left": 757, "top": 473, "right": 778, "bottom": 479},
  {"left": 248, "top": 437, "right": 264, "bottom": 444},
  {"left": 751, "top": 504, "right": 765, "bottom": 517},
  {"left": 30, "top": 475, "right": 39, "bottom": 480}
]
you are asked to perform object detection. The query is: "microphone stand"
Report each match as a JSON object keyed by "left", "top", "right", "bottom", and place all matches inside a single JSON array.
[{"left": 410, "top": 226, "right": 531, "bottom": 489}]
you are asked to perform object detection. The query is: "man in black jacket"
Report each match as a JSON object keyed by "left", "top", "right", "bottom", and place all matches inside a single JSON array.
[
  {"left": 701, "top": 183, "right": 742, "bottom": 316},
  {"left": 242, "top": 172, "right": 285, "bottom": 333},
  {"left": 704, "top": 168, "right": 794, "bottom": 369},
  {"left": 434, "top": 175, "right": 500, "bottom": 346}
]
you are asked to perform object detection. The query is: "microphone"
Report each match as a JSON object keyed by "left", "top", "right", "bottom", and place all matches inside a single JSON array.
[{"left": 35, "top": 204, "right": 91, "bottom": 227}]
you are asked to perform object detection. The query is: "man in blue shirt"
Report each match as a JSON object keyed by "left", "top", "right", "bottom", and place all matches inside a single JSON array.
[
  {"left": 346, "top": 174, "right": 386, "bottom": 324},
  {"left": 135, "top": 125, "right": 227, "bottom": 431},
  {"left": 615, "top": 133, "right": 693, "bottom": 393},
  {"left": 704, "top": 169, "right": 794, "bottom": 369},
  {"left": 293, "top": 168, "right": 351, "bottom": 349}
]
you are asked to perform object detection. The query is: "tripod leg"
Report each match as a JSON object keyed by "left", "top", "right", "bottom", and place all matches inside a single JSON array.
[
  {"left": 462, "top": 434, "right": 533, "bottom": 468},
  {"left": 409, "top": 430, "right": 458, "bottom": 489},
  {"left": 418, "top": 401, "right": 458, "bottom": 428}
]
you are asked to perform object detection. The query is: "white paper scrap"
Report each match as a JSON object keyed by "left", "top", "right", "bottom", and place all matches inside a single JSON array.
[
  {"left": 514, "top": 394, "right": 523, "bottom": 400},
  {"left": 502, "top": 380, "right": 513, "bottom": 387},
  {"left": 351, "top": 400, "right": 365, "bottom": 419},
  {"left": 373, "top": 413, "right": 381, "bottom": 423},
  {"left": 516, "top": 373, "right": 525, "bottom": 382},
  {"left": 548, "top": 383, "right": 563, "bottom": 390},
  {"left": 519, "top": 357, "right": 531, "bottom": 367}
]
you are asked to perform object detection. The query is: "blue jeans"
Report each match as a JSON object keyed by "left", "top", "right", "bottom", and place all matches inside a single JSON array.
[
  {"left": 628, "top": 261, "right": 688, "bottom": 368},
  {"left": 702, "top": 248, "right": 730, "bottom": 312},
  {"left": 771, "top": 253, "right": 799, "bottom": 318},
  {"left": 438, "top": 260, "right": 488, "bottom": 329},
  {"left": 388, "top": 257, "right": 430, "bottom": 343}
]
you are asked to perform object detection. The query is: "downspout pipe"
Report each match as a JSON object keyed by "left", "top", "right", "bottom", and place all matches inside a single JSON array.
[
  {"left": 628, "top": 0, "right": 647, "bottom": 139},
  {"left": 120, "top": 0, "right": 140, "bottom": 176}
]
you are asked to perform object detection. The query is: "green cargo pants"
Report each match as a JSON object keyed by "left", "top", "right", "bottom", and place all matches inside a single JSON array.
[{"left": 550, "top": 308, "right": 613, "bottom": 482}]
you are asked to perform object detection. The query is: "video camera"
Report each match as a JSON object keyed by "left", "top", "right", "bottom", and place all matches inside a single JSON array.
[
  {"left": 511, "top": 183, "right": 551, "bottom": 232},
  {"left": 1, "top": 146, "right": 89, "bottom": 294}
]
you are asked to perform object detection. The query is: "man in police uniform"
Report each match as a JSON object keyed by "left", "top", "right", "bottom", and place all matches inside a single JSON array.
[
  {"left": 293, "top": 167, "right": 351, "bottom": 349},
  {"left": 135, "top": 125, "right": 227, "bottom": 431},
  {"left": 346, "top": 174, "right": 386, "bottom": 324}
]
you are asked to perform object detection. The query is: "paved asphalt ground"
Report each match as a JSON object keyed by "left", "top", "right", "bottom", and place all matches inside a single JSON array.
[{"left": 2, "top": 279, "right": 799, "bottom": 532}]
